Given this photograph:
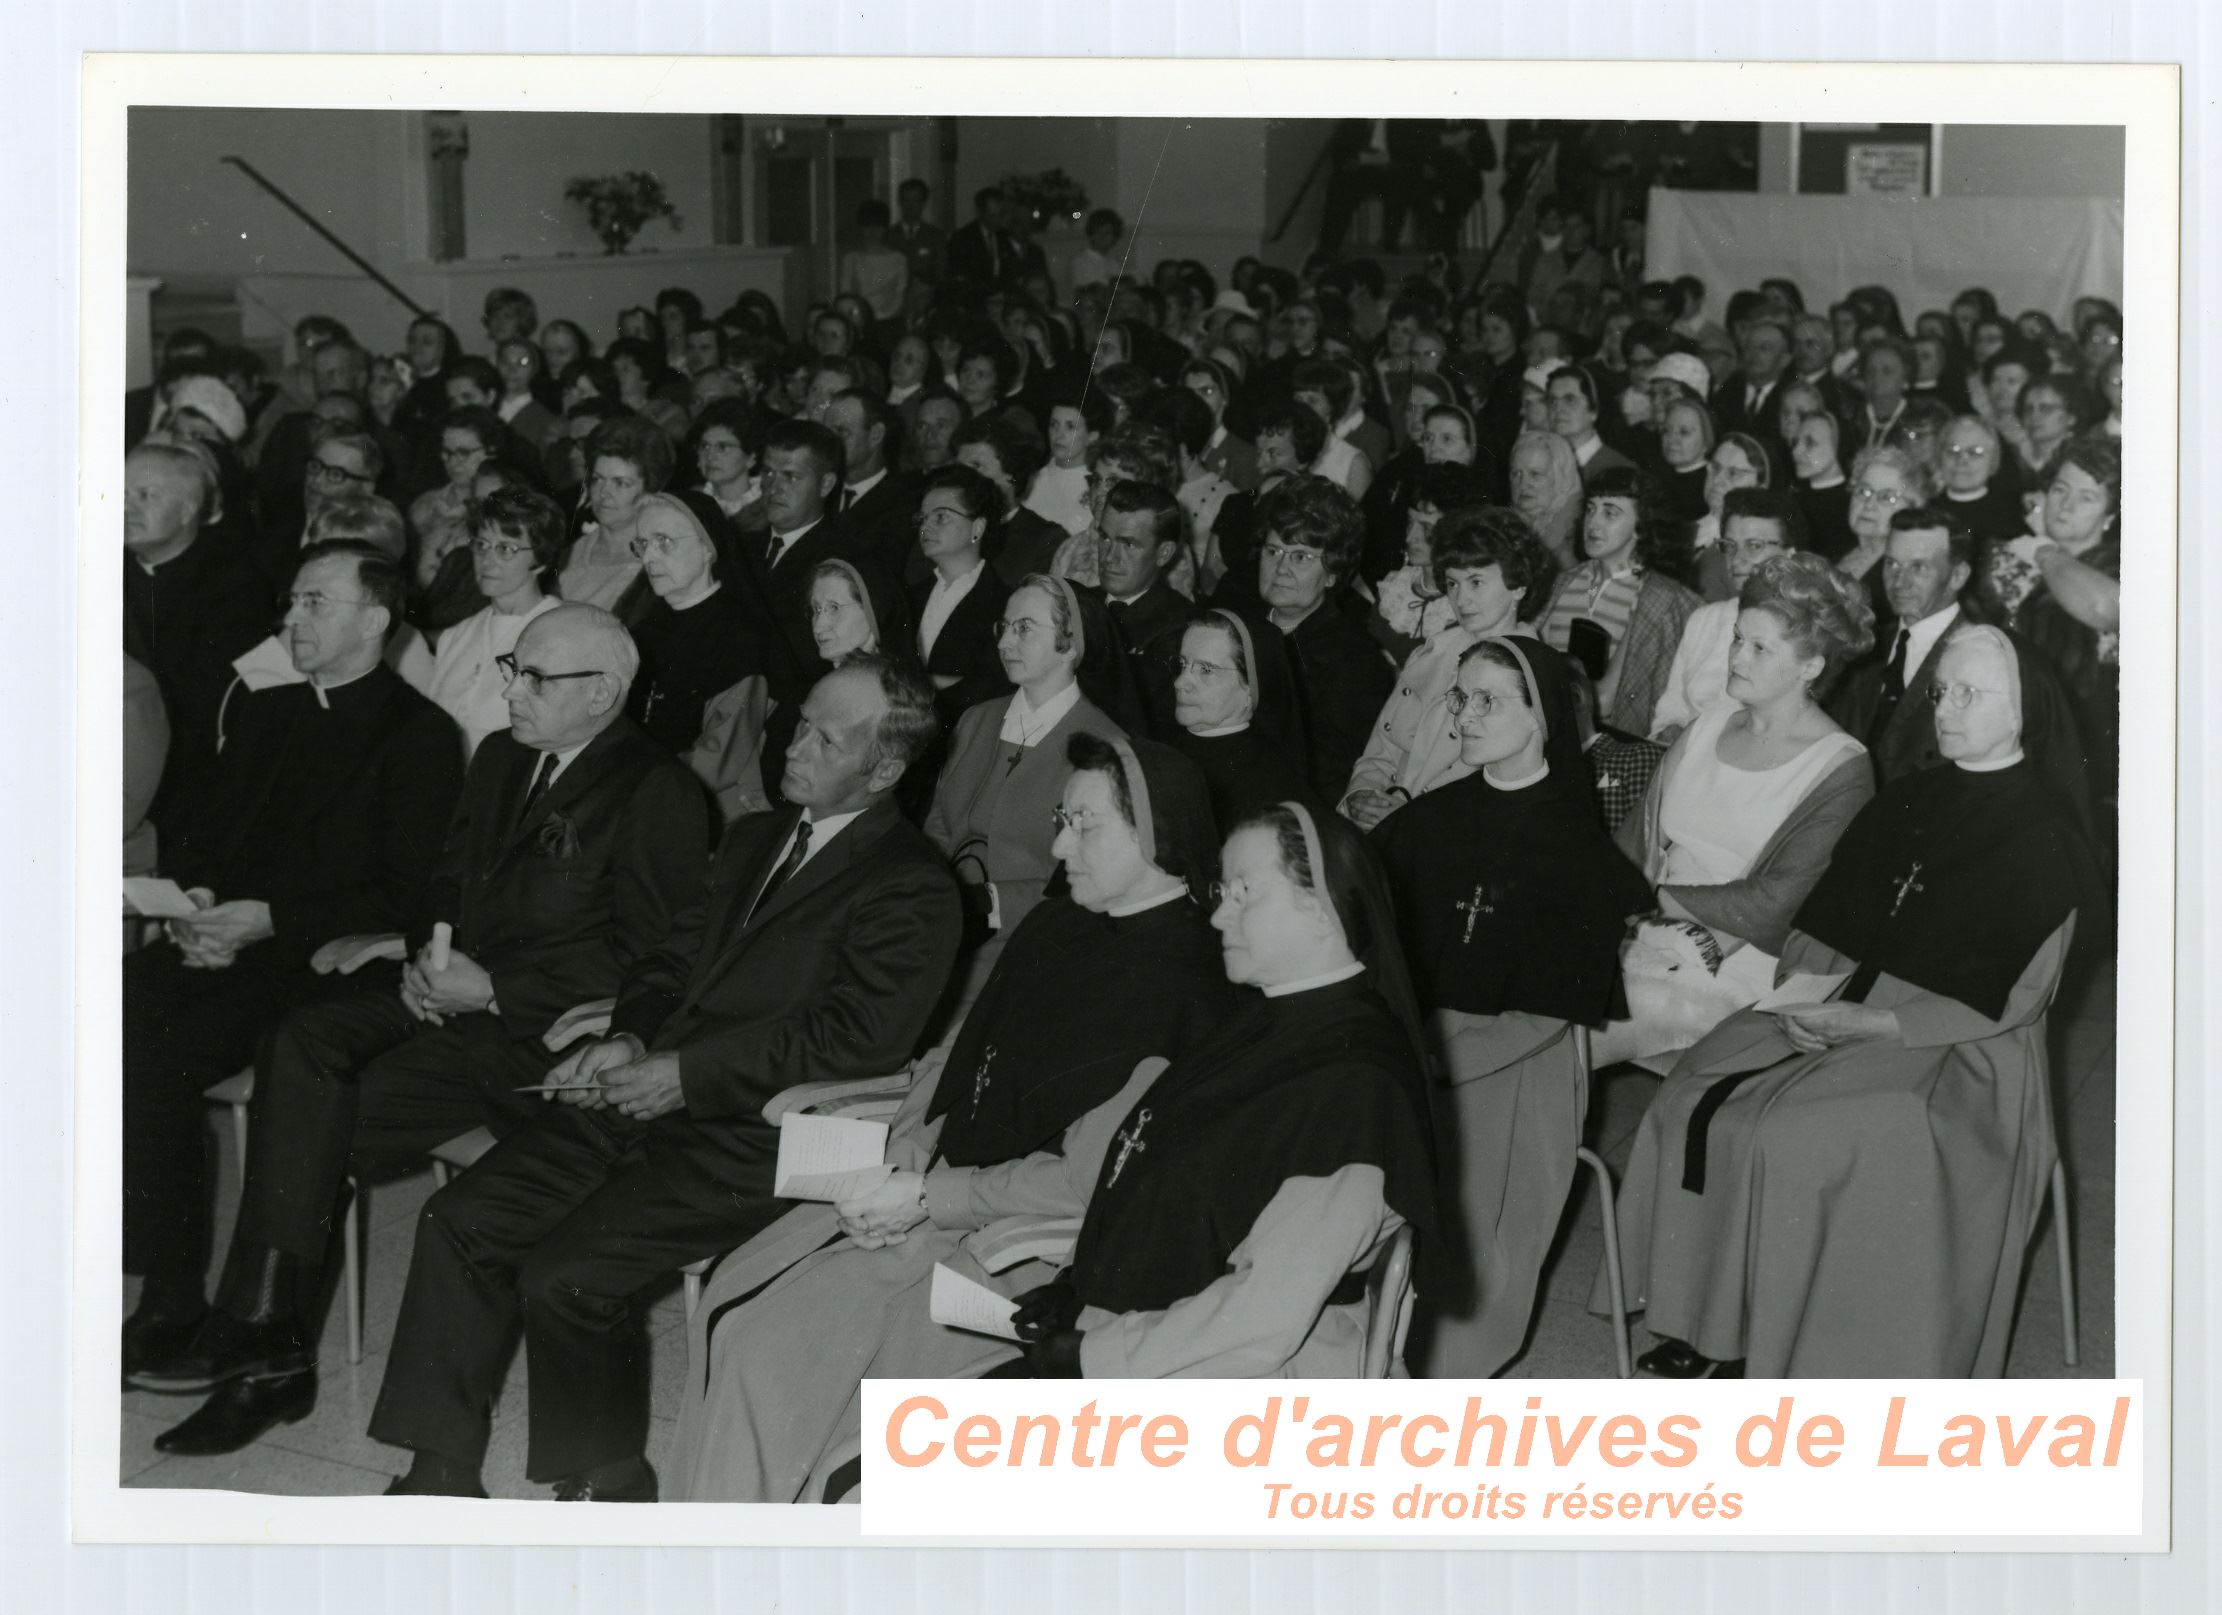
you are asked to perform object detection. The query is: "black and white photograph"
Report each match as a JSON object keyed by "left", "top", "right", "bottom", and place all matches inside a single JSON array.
[{"left": 80, "top": 55, "right": 2172, "bottom": 1544}]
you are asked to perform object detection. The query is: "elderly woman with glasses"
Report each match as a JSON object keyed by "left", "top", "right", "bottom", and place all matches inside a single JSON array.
[
  {"left": 1839, "top": 443, "right": 1937, "bottom": 626},
  {"left": 418, "top": 486, "right": 567, "bottom": 760},
  {"left": 1606, "top": 623, "right": 2102, "bottom": 1378},
  {"left": 622, "top": 492, "right": 772, "bottom": 819}
]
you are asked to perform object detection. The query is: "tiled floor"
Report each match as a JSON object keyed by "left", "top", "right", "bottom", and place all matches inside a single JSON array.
[{"left": 122, "top": 961, "right": 2117, "bottom": 1496}]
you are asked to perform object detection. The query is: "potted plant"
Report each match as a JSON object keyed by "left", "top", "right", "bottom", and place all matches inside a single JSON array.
[
  {"left": 564, "top": 171, "right": 685, "bottom": 255},
  {"left": 998, "top": 167, "right": 1092, "bottom": 234}
]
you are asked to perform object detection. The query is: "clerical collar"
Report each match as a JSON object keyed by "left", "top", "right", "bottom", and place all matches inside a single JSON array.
[
  {"left": 1107, "top": 884, "right": 1188, "bottom": 919},
  {"left": 1261, "top": 960, "right": 1366, "bottom": 999},
  {"left": 1484, "top": 759, "right": 1550, "bottom": 791},
  {"left": 1806, "top": 471, "right": 1846, "bottom": 491},
  {"left": 998, "top": 680, "right": 1082, "bottom": 747},
  {"left": 1956, "top": 749, "right": 2025, "bottom": 774},
  {"left": 1190, "top": 719, "right": 1251, "bottom": 738},
  {"left": 308, "top": 663, "right": 379, "bottom": 709}
]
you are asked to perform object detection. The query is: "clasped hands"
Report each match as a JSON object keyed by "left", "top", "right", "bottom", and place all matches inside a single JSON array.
[
  {"left": 538, "top": 1033, "right": 688, "bottom": 1122},
  {"left": 836, "top": 1170, "right": 930, "bottom": 1248},
  {"left": 1771, "top": 1001, "right": 1900, "bottom": 1055},
  {"left": 167, "top": 890, "right": 272, "bottom": 969}
]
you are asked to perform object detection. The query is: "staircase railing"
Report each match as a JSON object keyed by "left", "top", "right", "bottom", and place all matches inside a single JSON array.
[
  {"left": 221, "top": 155, "right": 429, "bottom": 320},
  {"left": 1472, "top": 141, "right": 1559, "bottom": 293},
  {"left": 1266, "top": 133, "right": 1341, "bottom": 247}
]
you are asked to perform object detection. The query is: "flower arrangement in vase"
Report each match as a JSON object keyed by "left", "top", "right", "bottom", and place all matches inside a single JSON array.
[{"left": 564, "top": 171, "right": 685, "bottom": 255}]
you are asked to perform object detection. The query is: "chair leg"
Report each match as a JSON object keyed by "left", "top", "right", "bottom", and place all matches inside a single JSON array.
[
  {"left": 229, "top": 1103, "right": 250, "bottom": 1192},
  {"left": 343, "top": 1176, "right": 363, "bottom": 1366},
  {"left": 684, "top": 1269, "right": 703, "bottom": 1319},
  {"left": 1577, "top": 1146, "right": 1633, "bottom": 1379},
  {"left": 2052, "top": 1159, "right": 2079, "bottom": 1368}
]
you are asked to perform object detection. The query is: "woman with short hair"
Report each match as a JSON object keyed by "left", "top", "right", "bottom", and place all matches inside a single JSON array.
[
  {"left": 558, "top": 414, "right": 676, "bottom": 618},
  {"left": 1507, "top": 428, "right": 1584, "bottom": 572},
  {"left": 909, "top": 461, "right": 1013, "bottom": 726},
  {"left": 407, "top": 407, "right": 506, "bottom": 600},
  {"left": 419, "top": 485, "right": 566, "bottom": 759},
  {"left": 1839, "top": 443, "right": 1937, "bottom": 623},
  {"left": 1598, "top": 552, "right": 1876, "bottom": 1068},
  {"left": 1536, "top": 465, "right": 1701, "bottom": 737}
]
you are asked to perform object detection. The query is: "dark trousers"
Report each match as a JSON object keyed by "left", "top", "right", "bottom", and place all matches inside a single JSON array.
[
  {"left": 368, "top": 1108, "right": 784, "bottom": 1482},
  {"left": 235, "top": 983, "right": 547, "bottom": 1263},
  {"left": 1319, "top": 163, "right": 1419, "bottom": 252},
  {"left": 122, "top": 946, "right": 342, "bottom": 1282}
]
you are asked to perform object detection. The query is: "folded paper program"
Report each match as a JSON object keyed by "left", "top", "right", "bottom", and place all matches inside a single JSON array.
[{"left": 773, "top": 1112, "right": 892, "bottom": 1202}]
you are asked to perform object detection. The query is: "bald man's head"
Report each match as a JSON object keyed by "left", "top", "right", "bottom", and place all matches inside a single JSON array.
[{"left": 503, "top": 603, "right": 639, "bottom": 752}]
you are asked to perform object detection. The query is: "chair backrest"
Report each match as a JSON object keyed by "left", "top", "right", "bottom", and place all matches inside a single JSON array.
[{"left": 1361, "top": 1222, "right": 1416, "bottom": 1379}]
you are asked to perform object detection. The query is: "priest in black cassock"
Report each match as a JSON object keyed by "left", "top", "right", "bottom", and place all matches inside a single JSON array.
[
  {"left": 1377, "top": 634, "right": 1650, "bottom": 1378},
  {"left": 1168, "top": 605, "right": 1314, "bottom": 827},
  {"left": 666, "top": 733, "right": 1233, "bottom": 1500},
  {"left": 122, "top": 542, "right": 462, "bottom": 1374},
  {"left": 1605, "top": 624, "right": 2103, "bottom": 1378}
]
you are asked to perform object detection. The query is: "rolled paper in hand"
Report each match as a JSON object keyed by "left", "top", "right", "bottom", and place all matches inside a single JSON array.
[{"left": 429, "top": 921, "right": 453, "bottom": 973}]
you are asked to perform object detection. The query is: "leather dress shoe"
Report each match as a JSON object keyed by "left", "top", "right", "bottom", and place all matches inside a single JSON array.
[
  {"left": 1636, "top": 1337, "right": 1745, "bottom": 1379},
  {"left": 152, "top": 1369, "right": 317, "bottom": 1456},
  {"left": 127, "top": 1310, "right": 310, "bottom": 1394},
  {"left": 552, "top": 1457, "right": 659, "bottom": 1502}
]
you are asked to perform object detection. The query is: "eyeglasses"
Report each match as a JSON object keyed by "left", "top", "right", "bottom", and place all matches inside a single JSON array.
[
  {"left": 1926, "top": 682, "right": 2007, "bottom": 710},
  {"left": 1851, "top": 484, "right": 1909, "bottom": 508},
  {"left": 993, "top": 617, "right": 1047, "bottom": 641},
  {"left": 1049, "top": 806, "right": 1104, "bottom": 836},
  {"left": 1262, "top": 542, "right": 1325, "bottom": 571},
  {"left": 1175, "top": 655, "right": 1233, "bottom": 681},
  {"left": 283, "top": 591, "right": 368, "bottom": 617},
  {"left": 440, "top": 445, "right": 487, "bottom": 463},
  {"left": 1445, "top": 686, "right": 1517, "bottom": 718},
  {"left": 628, "top": 531, "right": 693, "bottom": 558},
  {"left": 809, "top": 597, "right": 862, "bottom": 623},
  {"left": 496, "top": 653, "right": 606, "bottom": 695},
  {"left": 1208, "top": 877, "right": 1253, "bottom": 908},
  {"left": 914, "top": 506, "right": 974, "bottom": 530},
  {"left": 1943, "top": 442, "right": 1995, "bottom": 461},
  {"left": 471, "top": 537, "right": 532, "bottom": 560},
  {"left": 306, "top": 460, "right": 373, "bottom": 488}
]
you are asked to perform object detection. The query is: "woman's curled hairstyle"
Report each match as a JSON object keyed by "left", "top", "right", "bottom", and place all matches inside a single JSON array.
[{"left": 1737, "top": 550, "right": 1877, "bottom": 696}]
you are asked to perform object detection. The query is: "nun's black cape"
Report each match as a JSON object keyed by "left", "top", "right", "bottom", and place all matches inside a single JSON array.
[
  {"left": 930, "top": 734, "right": 1233, "bottom": 1167},
  {"left": 1375, "top": 640, "right": 1649, "bottom": 1028},
  {"left": 926, "top": 893, "right": 1233, "bottom": 1168},
  {"left": 1791, "top": 757, "right": 2101, "bottom": 1022},
  {"left": 627, "top": 581, "right": 769, "bottom": 754},
  {"left": 1171, "top": 605, "right": 1315, "bottom": 826},
  {"left": 1066, "top": 975, "right": 1439, "bottom": 1317},
  {"left": 1067, "top": 803, "right": 1438, "bottom": 1316}
]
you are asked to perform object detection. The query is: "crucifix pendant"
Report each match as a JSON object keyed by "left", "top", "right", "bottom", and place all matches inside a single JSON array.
[
  {"left": 1454, "top": 883, "right": 1494, "bottom": 945},
  {"left": 1890, "top": 860, "right": 1926, "bottom": 918},
  {"left": 969, "top": 1045, "right": 998, "bottom": 1116},
  {"left": 1107, "top": 1107, "right": 1153, "bottom": 1186}
]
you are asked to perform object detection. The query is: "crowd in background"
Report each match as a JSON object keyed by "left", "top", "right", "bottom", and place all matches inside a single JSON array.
[{"left": 117, "top": 155, "right": 2124, "bottom": 1499}]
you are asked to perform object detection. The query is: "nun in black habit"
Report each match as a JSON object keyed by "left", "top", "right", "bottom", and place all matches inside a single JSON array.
[
  {"left": 995, "top": 800, "right": 1439, "bottom": 1378},
  {"left": 1603, "top": 623, "right": 2103, "bottom": 1378},
  {"left": 667, "top": 733, "right": 1233, "bottom": 1500},
  {"left": 1167, "top": 605, "right": 1315, "bottom": 826},
  {"left": 1377, "top": 633, "right": 1652, "bottom": 1378}
]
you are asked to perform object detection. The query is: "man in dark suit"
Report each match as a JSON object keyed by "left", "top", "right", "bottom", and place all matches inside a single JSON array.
[
  {"left": 825, "top": 387, "right": 922, "bottom": 582},
  {"left": 122, "top": 442, "right": 275, "bottom": 837},
  {"left": 1098, "top": 481, "right": 1192, "bottom": 737},
  {"left": 1711, "top": 315, "right": 1795, "bottom": 451},
  {"left": 368, "top": 657, "right": 963, "bottom": 1500},
  {"left": 1829, "top": 506, "right": 2090, "bottom": 822},
  {"left": 944, "top": 186, "right": 1019, "bottom": 291},
  {"left": 133, "top": 604, "right": 711, "bottom": 1451},
  {"left": 120, "top": 542, "right": 463, "bottom": 1377},
  {"left": 888, "top": 177, "right": 943, "bottom": 288}
]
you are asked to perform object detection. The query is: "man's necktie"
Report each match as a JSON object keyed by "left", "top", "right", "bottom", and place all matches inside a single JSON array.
[
  {"left": 838, "top": 486, "right": 857, "bottom": 515},
  {"left": 764, "top": 530, "right": 783, "bottom": 567},
  {"left": 1869, "top": 626, "right": 1910, "bottom": 745},
  {"left": 518, "top": 751, "right": 558, "bottom": 828},
  {"left": 746, "top": 818, "right": 813, "bottom": 926}
]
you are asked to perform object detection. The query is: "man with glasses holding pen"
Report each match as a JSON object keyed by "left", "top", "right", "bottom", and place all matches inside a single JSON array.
[{"left": 129, "top": 600, "right": 711, "bottom": 1461}]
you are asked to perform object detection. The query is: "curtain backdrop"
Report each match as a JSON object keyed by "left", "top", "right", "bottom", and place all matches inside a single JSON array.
[{"left": 1644, "top": 188, "right": 2124, "bottom": 323}]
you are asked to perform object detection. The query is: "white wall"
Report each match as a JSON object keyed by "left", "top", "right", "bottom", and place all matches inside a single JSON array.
[
  {"left": 1939, "top": 125, "right": 2125, "bottom": 199},
  {"left": 463, "top": 112, "right": 713, "bottom": 260}
]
